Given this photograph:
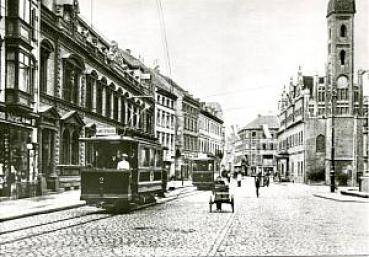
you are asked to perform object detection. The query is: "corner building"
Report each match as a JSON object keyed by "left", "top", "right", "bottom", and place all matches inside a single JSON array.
[
  {"left": 0, "top": 0, "right": 155, "bottom": 199},
  {"left": 277, "top": 0, "right": 368, "bottom": 185}
]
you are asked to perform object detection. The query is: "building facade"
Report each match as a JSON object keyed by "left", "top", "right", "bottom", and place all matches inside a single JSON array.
[
  {"left": 277, "top": 0, "right": 368, "bottom": 185},
  {"left": 198, "top": 103, "right": 224, "bottom": 158},
  {"left": 151, "top": 71, "right": 177, "bottom": 177},
  {"left": 0, "top": 0, "right": 155, "bottom": 199},
  {"left": 180, "top": 93, "right": 200, "bottom": 180},
  {"left": 235, "top": 115, "right": 279, "bottom": 176}
]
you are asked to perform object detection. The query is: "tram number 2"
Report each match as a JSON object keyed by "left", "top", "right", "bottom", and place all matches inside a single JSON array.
[{"left": 99, "top": 177, "right": 104, "bottom": 184}]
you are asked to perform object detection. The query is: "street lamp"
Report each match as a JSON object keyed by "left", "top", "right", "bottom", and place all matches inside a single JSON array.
[{"left": 330, "top": 84, "right": 337, "bottom": 193}]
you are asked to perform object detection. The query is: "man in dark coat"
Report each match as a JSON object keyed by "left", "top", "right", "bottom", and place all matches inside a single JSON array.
[{"left": 255, "top": 172, "right": 262, "bottom": 197}]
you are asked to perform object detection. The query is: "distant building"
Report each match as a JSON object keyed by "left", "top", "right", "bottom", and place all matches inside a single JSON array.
[
  {"left": 235, "top": 115, "right": 279, "bottom": 176},
  {"left": 151, "top": 71, "right": 177, "bottom": 177},
  {"left": 181, "top": 93, "right": 200, "bottom": 180},
  {"left": 198, "top": 103, "right": 225, "bottom": 158}
]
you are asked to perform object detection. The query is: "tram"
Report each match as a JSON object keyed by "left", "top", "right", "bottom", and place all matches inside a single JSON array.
[
  {"left": 192, "top": 156, "right": 220, "bottom": 190},
  {"left": 80, "top": 132, "right": 164, "bottom": 211}
]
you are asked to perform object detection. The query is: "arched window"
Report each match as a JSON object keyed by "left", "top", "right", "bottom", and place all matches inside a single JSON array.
[
  {"left": 340, "top": 50, "right": 346, "bottom": 65},
  {"left": 316, "top": 134, "right": 325, "bottom": 153},
  {"left": 105, "top": 85, "right": 112, "bottom": 118},
  {"left": 71, "top": 131, "right": 80, "bottom": 164},
  {"left": 63, "top": 56, "right": 84, "bottom": 104},
  {"left": 62, "top": 129, "right": 70, "bottom": 164},
  {"left": 113, "top": 92, "right": 119, "bottom": 121},
  {"left": 40, "top": 40, "right": 54, "bottom": 94},
  {"left": 340, "top": 25, "right": 347, "bottom": 37},
  {"left": 85, "top": 71, "right": 97, "bottom": 111},
  {"left": 96, "top": 80, "right": 103, "bottom": 114}
]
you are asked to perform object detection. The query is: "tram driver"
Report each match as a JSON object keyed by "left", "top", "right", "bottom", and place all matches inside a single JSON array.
[{"left": 117, "top": 153, "right": 130, "bottom": 171}]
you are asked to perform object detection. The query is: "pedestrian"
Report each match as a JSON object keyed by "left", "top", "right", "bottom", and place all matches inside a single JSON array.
[
  {"left": 255, "top": 172, "right": 262, "bottom": 197},
  {"left": 237, "top": 172, "right": 242, "bottom": 187}
]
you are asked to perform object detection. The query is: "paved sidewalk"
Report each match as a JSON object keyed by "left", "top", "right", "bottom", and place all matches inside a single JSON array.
[
  {"left": 0, "top": 182, "right": 195, "bottom": 222},
  {"left": 0, "top": 190, "right": 85, "bottom": 221},
  {"left": 313, "top": 190, "right": 369, "bottom": 203}
]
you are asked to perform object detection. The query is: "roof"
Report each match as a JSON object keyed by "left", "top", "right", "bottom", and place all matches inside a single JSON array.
[
  {"left": 240, "top": 115, "right": 279, "bottom": 131},
  {"left": 327, "top": 0, "right": 356, "bottom": 17}
]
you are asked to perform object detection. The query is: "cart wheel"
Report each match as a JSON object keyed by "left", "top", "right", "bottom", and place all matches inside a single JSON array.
[
  {"left": 216, "top": 202, "right": 222, "bottom": 211},
  {"left": 231, "top": 196, "right": 234, "bottom": 213}
]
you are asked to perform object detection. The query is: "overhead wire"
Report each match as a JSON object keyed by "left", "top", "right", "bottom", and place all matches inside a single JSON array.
[{"left": 156, "top": 0, "right": 172, "bottom": 77}]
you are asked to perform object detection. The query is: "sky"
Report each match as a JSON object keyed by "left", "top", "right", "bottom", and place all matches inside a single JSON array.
[{"left": 78, "top": 0, "right": 368, "bottom": 129}]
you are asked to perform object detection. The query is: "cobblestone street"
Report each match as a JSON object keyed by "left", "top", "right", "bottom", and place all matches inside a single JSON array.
[{"left": 1, "top": 178, "right": 368, "bottom": 257}]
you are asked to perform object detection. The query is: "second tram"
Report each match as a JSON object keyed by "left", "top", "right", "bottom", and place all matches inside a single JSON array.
[{"left": 192, "top": 157, "right": 220, "bottom": 190}]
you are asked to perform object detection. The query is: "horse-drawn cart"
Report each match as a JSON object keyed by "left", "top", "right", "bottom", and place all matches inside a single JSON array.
[{"left": 209, "top": 177, "right": 234, "bottom": 213}]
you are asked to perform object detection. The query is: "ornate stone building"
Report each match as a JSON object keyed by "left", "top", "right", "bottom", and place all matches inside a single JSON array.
[
  {"left": 277, "top": 0, "right": 368, "bottom": 185},
  {"left": 0, "top": 0, "right": 155, "bottom": 198}
]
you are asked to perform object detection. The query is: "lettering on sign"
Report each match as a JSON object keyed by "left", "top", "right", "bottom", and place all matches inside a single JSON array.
[
  {"left": 96, "top": 127, "right": 117, "bottom": 136},
  {"left": 6, "top": 113, "right": 32, "bottom": 125}
]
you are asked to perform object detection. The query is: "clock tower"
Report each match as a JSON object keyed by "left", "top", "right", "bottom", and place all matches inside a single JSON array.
[{"left": 326, "top": 0, "right": 356, "bottom": 116}]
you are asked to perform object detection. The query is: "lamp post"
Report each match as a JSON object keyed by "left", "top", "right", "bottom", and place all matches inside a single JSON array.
[{"left": 330, "top": 84, "right": 337, "bottom": 193}]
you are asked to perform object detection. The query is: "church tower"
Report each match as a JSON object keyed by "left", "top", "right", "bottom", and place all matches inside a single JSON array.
[{"left": 326, "top": 0, "right": 356, "bottom": 115}]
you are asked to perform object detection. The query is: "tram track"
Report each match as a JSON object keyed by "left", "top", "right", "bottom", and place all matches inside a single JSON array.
[{"left": 0, "top": 188, "right": 201, "bottom": 246}]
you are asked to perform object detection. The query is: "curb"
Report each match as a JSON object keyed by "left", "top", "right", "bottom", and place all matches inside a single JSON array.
[
  {"left": 0, "top": 203, "right": 86, "bottom": 222},
  {"left": 0, "top": 187, "right": 198, "bottom": 222},
  {"left": 340, "top": 190, "right": 369, "bottom": 198},
  {"left": 312, "top": 193, "right": 369, "bottom": 203}
]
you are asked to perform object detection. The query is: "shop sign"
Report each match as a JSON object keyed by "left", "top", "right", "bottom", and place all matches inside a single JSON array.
[
  {"left": 6, "top": 113, "right": 32, "bottom": 126},
  {"left": 96, "top": 127, "right": 117, "bottom": 136}
]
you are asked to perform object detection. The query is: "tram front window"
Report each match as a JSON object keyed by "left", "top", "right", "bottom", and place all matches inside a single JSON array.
[{"left": 94, "top": 142, "right": 132, "bottom": 169}]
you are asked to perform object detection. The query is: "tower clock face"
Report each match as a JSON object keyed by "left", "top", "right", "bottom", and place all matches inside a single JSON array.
[{"left": 337, "top": 75, "right": 348, "bottom": 88}]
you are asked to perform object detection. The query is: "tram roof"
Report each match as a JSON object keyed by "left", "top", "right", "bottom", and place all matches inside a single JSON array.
[
  {"left": 193, "top": 157, "right": 216, "bottom": 161},
  {"left": 80, "top": 135, "right": 162, "bottom": 147}
]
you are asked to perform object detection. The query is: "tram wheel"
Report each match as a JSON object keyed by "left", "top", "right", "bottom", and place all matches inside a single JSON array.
[
  {"left": 216, "top": 203, "right": 222, "bottom": 211},
  {"left": 112, "top": 200, "right": 129, "bottom": 214},
  {"left": 231, "top": 197, "right": 234, "bottom": 213}
]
